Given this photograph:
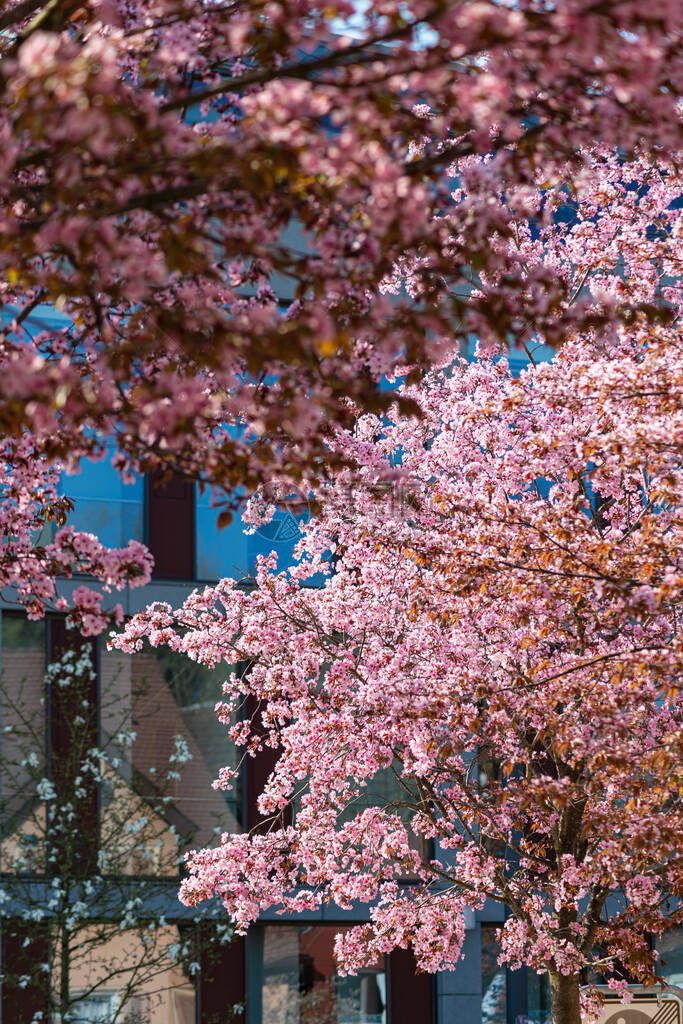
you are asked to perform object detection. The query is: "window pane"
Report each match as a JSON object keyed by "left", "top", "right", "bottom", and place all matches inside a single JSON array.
[
  {"left": 60, "top": 457, "right": 144, "bottom": 548},
  {"left": 658, "top": 928, "right": 683, "bottom": 987},
  {"left": 262, "top": 925, "right": 386, "bottom": 1024},
  {"left": 526, "top": 969, "right": 551, "bottom": 1024},
  {"left": 71, "top": 993, "right": 118, "bottom": 1023},
  {"left": 100, "top": 647, "right": 178, "bottom": 876},
  {"left": 132, "top": 648, "right": 240, "bottom": 851},
  {"left": 247, "top": 507, "right": 304, "bottom": 576},
  {"left": 196, "top": 488, "right": 306, "bottom": 582},
  {"left": 196, "top": 491, "right": 248, "bottom": 581},
  {"left": 0, "top": 615, "right": 46, "bottom": 873},
  {"left": 150, "top": 646, "right": 241, "bottom": 823},
  {"left": 481, "top": 925, "right": 507, "bottom": 1024},
  {"left": 100, "top": 646, "right": 241, "bottom": 874}
]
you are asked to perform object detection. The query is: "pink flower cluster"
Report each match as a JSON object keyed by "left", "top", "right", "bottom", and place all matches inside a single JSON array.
[
  {"left": 0, "top": 2, "right": 680, "bottom": 505},
  {"left": 0, "top": 438, "right": 152, "bottom": 631}
]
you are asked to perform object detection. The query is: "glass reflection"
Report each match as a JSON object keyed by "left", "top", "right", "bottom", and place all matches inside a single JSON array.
[
  {"left": 59, "top": 453, "right": 144, "bottom": 548},
  {"left": 140, "top": 646, "right": 241, "bottom": 842},
  {"left": 481, "top": 924, "right": 507, "bottom": 1024},
  {"left": 0, "top": 615, "right": 47, "bottom": 874},
  {"left": 658, "top": 928, "right": 683, "bottom": 988},
  {"left": 99, "top": 642, "right": 241, "bottom": 870},
  {"left": 526, "top": 969, "right": 551, "bottom": 1024},
  {"left": 262, "top": 925, "right": 386, "bottom": 1024}
]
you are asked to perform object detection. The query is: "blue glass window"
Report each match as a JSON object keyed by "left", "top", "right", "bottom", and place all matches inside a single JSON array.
[
  {"left": 60, "top": 453, "right": 144, "bottom": 549},
  {"left": 481, "top": 925, "right": 507, "bottom": 1024},
  {"left": 196, "top": 488, "right": 249, "bottom": 581}
]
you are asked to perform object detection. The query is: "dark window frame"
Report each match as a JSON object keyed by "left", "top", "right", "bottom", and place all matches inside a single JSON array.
[{"left": 145, "top": 472, "right": 196, "bottom": 581}]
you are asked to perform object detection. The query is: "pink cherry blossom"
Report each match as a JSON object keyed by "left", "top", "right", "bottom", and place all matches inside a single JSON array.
[
  {"left": 112, "top": 152, "right": 683, "bottom": 1024},
  {"left": 0, "top": 1, "right": 680, "bottom": 513}
]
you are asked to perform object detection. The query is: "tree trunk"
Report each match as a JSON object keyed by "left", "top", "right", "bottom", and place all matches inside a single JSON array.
[{"left": 549, "top": 971, "right": 582, "bottom": 1024}]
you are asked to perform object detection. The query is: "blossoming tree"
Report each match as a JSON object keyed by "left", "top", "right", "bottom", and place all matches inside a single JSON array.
[
  {"left": 113, "top": 151, "right": 683, "bottom": 1024},
  {"left": 1, "top": 1, "right": 681, "bottom": 626},
  {"left": 0, "top": 0, "right": 681, "bottom": 498}
]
